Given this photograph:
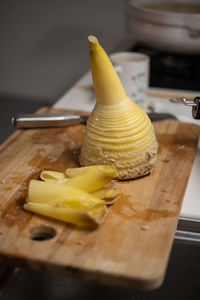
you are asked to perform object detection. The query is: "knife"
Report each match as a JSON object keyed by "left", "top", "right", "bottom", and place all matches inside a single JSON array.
[
  {"left": 11, "top": 113, "right": 89, "bottom": 129},
  {"left": 11, "top": 112, "right": 176, "bottom": 129}
]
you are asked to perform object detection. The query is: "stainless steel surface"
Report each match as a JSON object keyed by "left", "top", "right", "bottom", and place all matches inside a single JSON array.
[
  {"left": 171, "top": 97, "right": 197, "bottom": 106},
  {"left": 181, "top": 97, "right": 197, "bottom": 107},
  {"left": 11, "top": 113, "right": 89, "bottom": 128},
  {"left": 126, "top": 0, "right": 200, "bottom": 54},
  {"left": 175, "top": 216, "right": 200, "bottom": 244},
  {"left": 175, "top": 230, "right": 200, "bottom": 243}
]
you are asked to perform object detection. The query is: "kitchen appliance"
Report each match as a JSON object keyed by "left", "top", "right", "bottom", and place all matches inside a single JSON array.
[
  {"left": 131, "top": 42, "right": 200, "bottom": 92},
  {"left": 126, "top": 0, "right": 200, "bottom": 54}
]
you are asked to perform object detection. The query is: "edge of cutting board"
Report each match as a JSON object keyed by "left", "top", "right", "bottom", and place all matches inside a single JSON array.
[{"left": 0, "top": 107, "right": 199, "bottom": 291}]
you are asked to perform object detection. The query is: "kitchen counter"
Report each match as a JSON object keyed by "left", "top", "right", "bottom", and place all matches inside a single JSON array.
[{"left": 54, "top": 70, "right": 200, "bottom": 231}]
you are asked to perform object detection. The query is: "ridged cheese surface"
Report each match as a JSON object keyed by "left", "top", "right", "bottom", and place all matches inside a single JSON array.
[{"left": 80, "top": 97, "right": 158, "bottom": 179}]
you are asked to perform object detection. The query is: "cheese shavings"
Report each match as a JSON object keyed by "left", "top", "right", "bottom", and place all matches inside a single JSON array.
[{"left": 24, "top": 165, "right": 119, "bottom": 226}]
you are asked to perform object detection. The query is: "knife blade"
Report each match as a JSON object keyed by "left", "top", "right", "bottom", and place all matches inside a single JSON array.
[
  {"left": 11, "top": 113, "right": 89, "bottom": 129},
  {"left": 11, "top": 112, "right": 176, "bottom": 129}
]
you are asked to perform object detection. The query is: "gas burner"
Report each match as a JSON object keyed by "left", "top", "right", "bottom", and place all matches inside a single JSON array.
[
  {"left": 131, "top": 44, "right": 200, "bottom": 91},
  {"left": 160, "top": 55, "right": 190, "bottom": 69}
]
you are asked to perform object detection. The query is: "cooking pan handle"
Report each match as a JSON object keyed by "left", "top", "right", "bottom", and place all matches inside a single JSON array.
[{"left": 184, "top": 15, "right": 200, "bottom": 38}]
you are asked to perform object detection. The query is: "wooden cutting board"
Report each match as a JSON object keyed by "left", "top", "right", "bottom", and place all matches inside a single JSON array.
[{"left": 0, "top": 107, "right": 199, "bottom": 290}]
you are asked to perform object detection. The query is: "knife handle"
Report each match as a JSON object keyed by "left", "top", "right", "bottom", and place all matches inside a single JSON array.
[{"left": 11, "top": 113, "right": 87, "bottom": 128}]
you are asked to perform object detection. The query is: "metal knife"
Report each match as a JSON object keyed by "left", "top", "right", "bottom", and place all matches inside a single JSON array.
[
  {"left": 11, "top": 112, "right": 176, "bottom": 129},
  {"left": 11, "top": 113, "right": 89, "bottom": 129}
]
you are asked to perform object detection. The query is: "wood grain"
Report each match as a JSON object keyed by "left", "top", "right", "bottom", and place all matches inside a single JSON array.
[{"left": 0, "top": 107, "right": 199, "bottom": 290}]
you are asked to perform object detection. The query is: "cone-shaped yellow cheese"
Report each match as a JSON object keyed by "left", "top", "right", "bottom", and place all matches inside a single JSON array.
[
  {"left": 80, "top": 36, "right": 158, "bottom": 180},
  {"left": 88, "top": 35, "right": 127, "bottom": 105}
]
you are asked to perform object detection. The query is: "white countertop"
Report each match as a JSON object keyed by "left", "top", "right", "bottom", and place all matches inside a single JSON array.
[{"left": 54, "top": 70, "right": 200, "bottom": 220}]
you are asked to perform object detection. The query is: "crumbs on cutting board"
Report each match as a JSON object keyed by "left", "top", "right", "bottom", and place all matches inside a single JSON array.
[
  {"left": 120, "top": 206, "right": 134, "bottom": 217},
  {"left": 141, "top": 225, "right": 150, "bottom": 231},
  {"left": 177, "top": 144, "right": 185, "bottom": 149}
]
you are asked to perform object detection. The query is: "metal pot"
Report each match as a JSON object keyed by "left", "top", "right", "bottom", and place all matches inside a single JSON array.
[{"left": 126, "top": 0, "right": 200, "bottom": 54}]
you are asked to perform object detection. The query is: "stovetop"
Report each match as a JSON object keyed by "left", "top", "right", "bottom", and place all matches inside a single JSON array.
[{"left": 131, "top": 44, "right": 200, "bottom": 92}]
